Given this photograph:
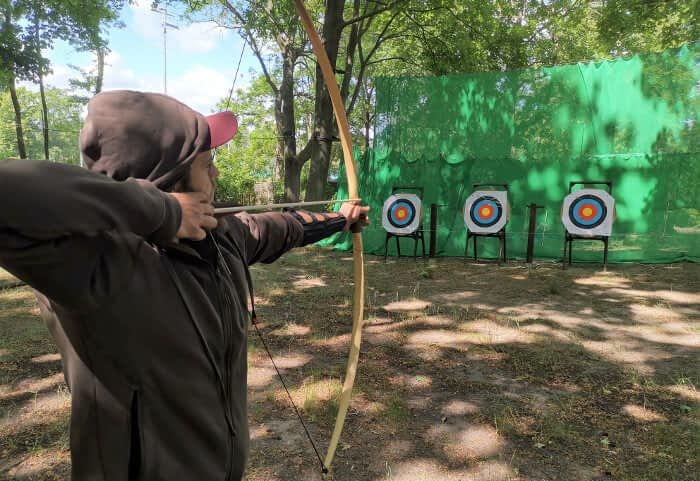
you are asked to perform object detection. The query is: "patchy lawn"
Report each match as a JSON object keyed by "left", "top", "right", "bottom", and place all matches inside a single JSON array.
[{"left": 1, "top": 252, "right": 699, "bottom": 481}]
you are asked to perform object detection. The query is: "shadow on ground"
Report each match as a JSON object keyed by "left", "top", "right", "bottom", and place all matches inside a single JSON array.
[{"left": 1, "top": 252, "right": 698, "bottom": 481}]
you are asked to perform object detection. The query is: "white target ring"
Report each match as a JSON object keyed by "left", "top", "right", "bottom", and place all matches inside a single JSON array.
[
  {"left": 562, "top": 189, "right": 615, "bottom": 237},
  {"left": 464, "top": 191, "right": 509, "bottom": 233},
  {"left": 382, "top": 194, "right": 423, "bottom": 234}
]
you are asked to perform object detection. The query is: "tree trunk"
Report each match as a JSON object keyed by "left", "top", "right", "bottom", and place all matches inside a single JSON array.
[
  {"left": 304, "top": 115, "right": 333, "bottom": 203},
  {"left": 284, "top": 157, "right": 303, "bottom": 202},
  {"left": 95, "top": 47, "right": 105, "bottom": 94},
  {"left": 39, "top": 71, "right": 49, "bottom": 160},
  {"left": 8, "top": 74, "right": 27, "bottom": 159},
  {"left": 277, "top": 45, "right": 300, "bottom": 202},
  {"left": 304, "top": 0, "right": 345, "bottom": 203},
  {"left": 364, "top": 108, "right": 372, "bottom": 151}
]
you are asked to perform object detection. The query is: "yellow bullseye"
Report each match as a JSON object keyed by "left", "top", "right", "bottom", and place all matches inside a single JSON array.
[{"left": 582, "top": 206, "right": 593, "bottom": 217}]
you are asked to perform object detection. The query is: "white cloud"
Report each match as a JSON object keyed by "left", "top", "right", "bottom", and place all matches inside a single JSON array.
[
  {"left": 21, "top": 0, "right": 242, "bottom": 115},
  {"left": 32, "top": 56, "right": 229, "bottom": 114},
  {"left": 102, "top": 50, "right": 158, "bottom": 92},
  {"left": 166, "top": 65, "right": 232, "bottom": 114},
  {"left": 130, "top": 0, "right": 161, "bottom": 41},
  {"left": 170, "top": 21, "right": 230, "bottom": 54},
  {"left": 131, "top": 0, "right": 229, "bottom": 54},
  {"left": 43, "top": 63, "right": 78, "bottom": 89}
]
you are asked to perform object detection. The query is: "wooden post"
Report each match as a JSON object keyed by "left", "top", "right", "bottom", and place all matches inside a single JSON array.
[
  {"left": 429, "top": 203, "right": 438, "bottom": 257},
  {"left": 526, "top": 203, "right": 544, "bottom": 263}
]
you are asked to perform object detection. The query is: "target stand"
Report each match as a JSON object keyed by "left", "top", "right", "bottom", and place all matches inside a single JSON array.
[
  {"left": 561, "top": 181, "right": 615, "bottom": 268},
  {"left": 464, "top": 184, "right": 509, "bottom": 263},
  {"left": 382, "top": 187, "right": 426, "bottom": 262}
]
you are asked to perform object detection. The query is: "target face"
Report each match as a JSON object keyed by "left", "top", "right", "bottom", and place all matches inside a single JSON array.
[
  {"left": 562, "top": 189, "right": 615, "bottom": 236},
  {"left": 464, "top": 191, "right": 508, "bottom": 233},
  {"left": 382, "top": 194, "right": 422, "bottom": 234}
]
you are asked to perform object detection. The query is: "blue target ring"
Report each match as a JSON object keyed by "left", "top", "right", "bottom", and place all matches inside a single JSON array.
[
  {"left": 388, "top": 200, "right": 416, "bottom": 228},
  {"left": 569, "top": 194, "right": 607, "bottom": 229},
  {"left": 469, "top": 196, "right": 503, "bottom": 228}
]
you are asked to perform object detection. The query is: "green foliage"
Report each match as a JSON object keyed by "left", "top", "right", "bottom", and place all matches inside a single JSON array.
[
  {"left": 214, "top": 76, "right": 278, "bottom": 204},
  {"left": 0, "top": 0, "right": 123, "bottom": 162},
  {"left": 1, "top": 0, "right": 123, "bottom": 82},
  {"left": 598, "top": 0, "right": 700, "bottom": 56},
  {"left": 0, "top": 86, "right": 83, "bottom": 162},
  {"left": 372, "top": 0, "right": 699, "bottom": 77}
]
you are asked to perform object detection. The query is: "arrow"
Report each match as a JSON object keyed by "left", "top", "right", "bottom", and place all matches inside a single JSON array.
[{"left": 214, "top": 198, "right": 362, "bottom": 215}]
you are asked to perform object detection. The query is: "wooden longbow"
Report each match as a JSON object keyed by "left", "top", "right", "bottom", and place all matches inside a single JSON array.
[{"left": 292, "top": 0, "right": 366, "bottom": 474}]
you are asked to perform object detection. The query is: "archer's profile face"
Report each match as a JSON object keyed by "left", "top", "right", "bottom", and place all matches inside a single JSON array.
[{"left": 190, "top": 150, "right": 219, "bottom": 203}]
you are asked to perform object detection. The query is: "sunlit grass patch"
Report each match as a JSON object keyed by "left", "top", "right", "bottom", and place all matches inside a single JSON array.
[
  {"left": 380, "top": 392, "right": 409, "bottom": 426},
  {"left": 302, "top": 378, "right": 342, "bottom": 425}
]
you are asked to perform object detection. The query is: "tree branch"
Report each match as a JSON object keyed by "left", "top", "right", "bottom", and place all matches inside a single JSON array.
[
  {"left": 220, "top": 0, "right": 279, "bottom": 95},
  {"left": 341, "top": 0, "right": 407, "bottom": 29}
]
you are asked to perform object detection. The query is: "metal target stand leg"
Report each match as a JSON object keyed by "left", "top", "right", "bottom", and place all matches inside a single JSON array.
[
  {"left": 564, "top": 233, "right": 610, "bottom": 269},
  {"left": 382, "top": 187, "right": 425, "bottom": 263},
  {"left": 384, "top": 235, "right": 390, "bottom": 262},
  {"left": 562, "top": 180, "right": 615, "bottom": 270},
  {"left": 465, "top": 230, "right": 506, "bottom": 264},
  {"left": 499, "top": 229, "right": 507, "bottom": 264},
  {"left": 464, "top": 183, "right": 509, "bottom": 265},
  {"left": 384, "top": 231, "right": 426, "bottom": 262},
  {"left": 603, "top": 237, "right": 609, "bottom": 270},
  {"left": 569, "top": 234, "right": 573, "bottom": 266}
]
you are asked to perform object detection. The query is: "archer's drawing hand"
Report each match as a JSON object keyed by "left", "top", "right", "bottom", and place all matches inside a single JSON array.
[
  {"left": 170, "top": 192, "right": 218, "bottom": 241},
  {"left": 339, "top": 202, "right": 370, "bottom": 233}
]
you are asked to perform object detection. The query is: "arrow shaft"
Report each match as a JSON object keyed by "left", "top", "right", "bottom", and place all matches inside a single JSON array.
[{"left": 214, "top": 198, "right": 361, "bottom": 215}]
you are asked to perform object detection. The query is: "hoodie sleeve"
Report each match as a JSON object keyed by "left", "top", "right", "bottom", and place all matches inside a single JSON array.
[
  {"left": 0, "top": 159, "right": 181, "bottom": 308},
  {"left": 220, "top": 209, "right": 347, "bottom": 265},
  {"left": 0, "top": 160, "right": 181, "bottom": 242},
  {"left": 221, "top": 211, "right": 304, "bottom": 265}
]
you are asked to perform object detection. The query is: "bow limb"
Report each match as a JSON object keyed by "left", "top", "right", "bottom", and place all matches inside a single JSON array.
[{"left": 292, "top": 0, "right": 365, "bottom": 473}]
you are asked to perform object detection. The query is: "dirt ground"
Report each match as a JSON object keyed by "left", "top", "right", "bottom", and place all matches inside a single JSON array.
[{"left": 1, "top": 249, "right": 699, "bottom": 481}]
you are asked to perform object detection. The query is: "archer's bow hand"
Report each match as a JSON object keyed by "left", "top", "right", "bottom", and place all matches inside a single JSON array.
[{"left": 339, "top": 202, "right": 370, "bottom": 232}]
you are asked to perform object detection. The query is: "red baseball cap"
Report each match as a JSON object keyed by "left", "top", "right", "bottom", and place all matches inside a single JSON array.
[{"left": 206, "top": 111, "right": 238, "bottom": 149}]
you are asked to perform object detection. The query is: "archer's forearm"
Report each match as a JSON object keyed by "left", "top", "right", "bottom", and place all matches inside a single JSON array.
[{"left": 0, "top": 160, "right": 181, "bottom": 243}]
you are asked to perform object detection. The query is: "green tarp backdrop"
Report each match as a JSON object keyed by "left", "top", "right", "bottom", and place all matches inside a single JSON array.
[{"left": 327, "top": 42, "right": 700, "bottom": 262}]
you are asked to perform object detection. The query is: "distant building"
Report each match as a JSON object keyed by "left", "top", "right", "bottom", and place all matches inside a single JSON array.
[{"left": 253, "top": 180, "right": 274, "bottom": 204}]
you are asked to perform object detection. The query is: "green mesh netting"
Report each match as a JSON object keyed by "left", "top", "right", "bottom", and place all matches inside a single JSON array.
[{"left": 325, "top": 42, "right": 700, "bottom": 263}]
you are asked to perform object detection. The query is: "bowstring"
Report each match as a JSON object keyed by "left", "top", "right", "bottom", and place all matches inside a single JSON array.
[{"left": 250, "top": 317, "right": 328, "bottom": 473}]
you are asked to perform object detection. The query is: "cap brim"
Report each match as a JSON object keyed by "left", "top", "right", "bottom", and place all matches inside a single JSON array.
[{"left": 206, "top": 111, "right": 238, "bottom": 149}]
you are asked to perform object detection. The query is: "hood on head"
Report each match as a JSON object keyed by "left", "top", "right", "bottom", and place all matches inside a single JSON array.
[{"left": 79, "top": 90, "right": 236, "bottom": 191}]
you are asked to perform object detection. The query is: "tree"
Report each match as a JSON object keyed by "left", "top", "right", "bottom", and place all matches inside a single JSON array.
[
  {"left": 180, "top": 0, "right": 409, "bottom": 202},
  {"left": 68, "top": 46, "right": 109, "bottom": 101},
  {"left": 598, "top": 0, "right": 699, "bottom": 56},
  {"left": 0, "top": 0, "right": 123, "bottom": 160},
  {"left": 382, "top": 1, "right": 699, "bottom": 76},
  {"left": 0, "top": 86, "right": 84, "bottom": 163},
  {"left": 176, "top": 0, "right": 699, "bottom": 205},
  {"left": 213, "top": 75, "right": 280, "bottom": 204}
]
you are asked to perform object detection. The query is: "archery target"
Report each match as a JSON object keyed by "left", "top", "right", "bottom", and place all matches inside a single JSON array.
[
  {"left": 382, "top": 194, "right": 422, "bottom": 234},
  {"left": 562, "top": 189, "right": 615, "bottom": 236},
  {"left": 464, "top": 191, "right": 508, "bottom": 233}
]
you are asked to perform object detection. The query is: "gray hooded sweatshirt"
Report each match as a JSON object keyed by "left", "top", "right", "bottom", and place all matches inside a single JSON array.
[{"left": 0, "top": 91, "right": 345, "bottom": 481}]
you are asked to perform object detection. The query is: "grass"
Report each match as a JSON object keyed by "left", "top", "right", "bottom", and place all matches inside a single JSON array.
[
  {"left": 2, "top": 249, "right": 700, "bottom": 481},
  {"left": 380, "top": 392, "right": 410, "bottom": 426},
  {"left": 0, "top": 278, "right": 71, "bottom": 480}
]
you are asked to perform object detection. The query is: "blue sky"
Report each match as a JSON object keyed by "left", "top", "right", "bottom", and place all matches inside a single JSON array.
[{"left": 39, "top": 0, "right": 259, "bottom": 114}]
